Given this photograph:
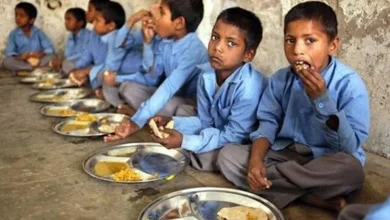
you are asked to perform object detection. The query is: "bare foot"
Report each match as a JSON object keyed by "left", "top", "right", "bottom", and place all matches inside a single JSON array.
[
  {"left": 117, "top": 104, "right": 136, "bottom": 116},
  {"left": 300, "top": 194, "right": 347, "bottom": 212},
  {"left": 94, "top": 89, "right": 104, "bottom": 100}
]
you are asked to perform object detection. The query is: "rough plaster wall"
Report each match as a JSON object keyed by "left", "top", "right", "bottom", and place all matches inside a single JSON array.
[{"left": 0, "top": 0, "right": 389, "bottom": 157}]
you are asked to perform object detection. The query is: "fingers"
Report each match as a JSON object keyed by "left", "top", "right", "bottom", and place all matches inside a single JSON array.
[{"left": 103, "top": 134, "right": 122, "bottom": 142}]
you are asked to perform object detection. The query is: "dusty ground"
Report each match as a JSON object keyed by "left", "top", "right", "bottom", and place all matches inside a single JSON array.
[{"left": 0, "top": 70, "right": 388, "bottom": 220}]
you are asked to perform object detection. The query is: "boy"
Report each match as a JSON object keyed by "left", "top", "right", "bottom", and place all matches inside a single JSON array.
[
  {"left": 217, "top": 1, "right": 370, "bottom": 212},
  {"left": 50, "top": 8, "right": 90, "bottom": 73},
  {"left": 66, "top": 0, "right": 109, "bottom": 79},
  {"left": 150, "top": 7, "right": 267, "bottom": 171},
  {"left": 3, "top": 2, "right": 54, "bottom": 72},
  {"left": 104, "top": 0, "right": 208, "bottom": 142},
  {"left": 69, "top": 1, "right": 140, "bottom": 93}
]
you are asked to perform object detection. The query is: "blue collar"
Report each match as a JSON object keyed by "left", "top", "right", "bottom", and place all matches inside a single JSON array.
[
  {"left": 16, "top": 25, "right": 38, "bottom": 35},
  {"left": 100, "top": 30, "right": 117, "bottom": 43}
]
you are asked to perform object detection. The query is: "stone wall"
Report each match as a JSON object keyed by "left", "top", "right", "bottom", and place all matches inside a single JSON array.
[{"left": 0, "top": 0, "right": 389, "bottom": 157}]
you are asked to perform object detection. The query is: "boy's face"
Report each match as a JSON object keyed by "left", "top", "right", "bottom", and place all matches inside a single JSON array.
[
  {"left": 15, "top": 8, "right": 34, "bottom": 27},
  {"left": 93, "top": 12, "right": 114, "bottom": 35},
  {"left": 150, "top": 2, "right": 176, "bottom": 38},
  {"left": 87, "top": 3, "right": 97, "bottom": 24},
  {"left": 208, "top": 19, "right": 254, "bottom": 73},
  {"left": 284, "top": 19, "right": 339, "bottom": 73},
  {"left": 65, "top": 13, "right": 77, "bottom": 32}
]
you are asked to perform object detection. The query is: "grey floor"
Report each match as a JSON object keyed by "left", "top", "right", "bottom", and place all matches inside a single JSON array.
[{"left": 0, "top": 70, "right": 389, "bottom": 220}]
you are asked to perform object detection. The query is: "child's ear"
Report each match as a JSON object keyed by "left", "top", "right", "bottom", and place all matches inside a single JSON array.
[
  {"left": 328, "top": 36, "right": 340, "bottom": 56},
  {"left": 29, "top": 18, "right": 35, "bottom": 25},
  {"left": 107, "top": 21, "right": 116, "bottom": 31},
  {"left": 243, "top": 49, "right": 256, "bottom": 63},
  {"left": 173, "top": 16, "right": 186, "bottom": 31}
]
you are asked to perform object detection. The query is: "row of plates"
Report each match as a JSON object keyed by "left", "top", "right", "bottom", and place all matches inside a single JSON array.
[{"left": 21, "top": 69, "right": 284, "bottom": 220}]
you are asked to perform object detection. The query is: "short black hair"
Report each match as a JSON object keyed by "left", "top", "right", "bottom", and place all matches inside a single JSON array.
[
  {"left": 89, "top": 0, "right": 110, "bottom": 11},
  {"left": 97, "top": 1, "right": 125, "bottom": 29},
  {"left": 66, "top": 8, "right": 87, "bottom": 28},
  {"left": 216, "top": 7, "right": 263, "bottom": 51},
  {"left": 162, "top": 0, "right": 204, "bottom": 33},
  {"left": 15, "top": 2, "right": 37, "bottom": 19},
  {"left": 284, "top": 1, "right": 338, "bottom": 40}
]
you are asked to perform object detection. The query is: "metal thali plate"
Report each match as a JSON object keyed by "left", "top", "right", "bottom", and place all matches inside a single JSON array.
[
  {"left": 83, "top": 142, "right": 190, "bottom": 184},
  {"left": 139, "top": 187, "right": 284, "bottom": 220},
  {"left": 30, "top": 88, "right": 92, "bottom": 103},
  {"left": 40, "top": 99, "right": 111, "bottom": 117},
  {"left": 32, "top": 78, "right": 77, "bottom": 90},
  {"left": 20, "top": 73, "right": 62, "bottom": 84},
  {"left": 52, "top": 113, "right": 127, "bottom": 137}
]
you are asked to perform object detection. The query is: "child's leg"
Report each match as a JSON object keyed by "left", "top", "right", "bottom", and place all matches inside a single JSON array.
[
  {"left": 189, "top": 149, "right": 221, "bottom": 172},
  {"left": 119, "top": 81, "right": 155, "bottom": 110},
  {"left": 39, "top": 54, "right": 55, "bottom": 67},
  {"left": 62, "top": 59, "right": 76, "bottom": 75},
  {"left": 102, "top": 82, "right": 124, "bottom": 107},
  {"left": 120, "top": 81, "right": 197, "bottom": 116},
  {"left": 174, "top": 103, "right": 197, "bottom": 116},
  {"left": 338, "top": 204, "right": 373, "bottom": 220},
  {"left": 217, "top": 144, "right": 364, "bottom": 209},
  {"left": 2, "top": 57, "right": 33, "bottom": 71}
]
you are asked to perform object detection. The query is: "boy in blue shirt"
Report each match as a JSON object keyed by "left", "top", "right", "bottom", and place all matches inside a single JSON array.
[
  {"left": 69, "top": 1, "right": 130, "bottom": 93},
  {"left": 50, "top": 8, "right": 91, "bottom": 73},
  {"left": 149, "top": 7, "right": 267, "bottom": 171},
  {"left": 217, "top": 1, "right": 370, "bottom": 212},
  {"left": 3, "top": 2, "right": 54, "bottom": 72},
  {"left": 67, "top": 0, "right": 109, "bottom": 87},
  {"left": 104, "top": 0, "right": 208, "bottom": 143}
]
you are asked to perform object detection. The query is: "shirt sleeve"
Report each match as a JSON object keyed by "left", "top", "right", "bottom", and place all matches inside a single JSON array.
[
  {"left": 37, "top": 30, "right": 54, "bottom": 54},
  {"left": 311, "top": 76, "right": 370, "bottom": 155},
  {"left": 131, "top": 49, "right": 204, "bottom": 128},
  {"left": 142, "top": 43, "right": 154, "bottom": 71},
  {"left": 115, "top": 25, "right": 143, "bottom": 49},
  {"left": 103, "top": 34, "right": 126, "bottom": 72},
  {"left": 181, "top": 80, "right": 261, "bottom": 153},
  {"left": 74, "top": 47, "right": 93, "bottom": 69},
  {"left": 364, "top": 197, "right": 390, "bottom": 220},
  {"left": 250, "top": 77, "right": 284, "bottom": 143},
  {"left": 5, "top": 31, "right": 18, "bottom": 57}
]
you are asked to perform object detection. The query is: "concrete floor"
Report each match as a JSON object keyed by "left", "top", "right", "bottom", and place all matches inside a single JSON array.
[{"left": 0, "top": 70, "right": 389, "bottom": 220}]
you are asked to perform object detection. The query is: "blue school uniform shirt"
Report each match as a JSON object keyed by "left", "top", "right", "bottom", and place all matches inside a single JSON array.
[
  {"left": 74, "top": 30, "right": 107, "bottom": 70},
  {"left": 250, "top": 57, "right": 370, "bottom": 165},
  {"left": 173, "top": 62, "right": 268, "bottom": 153},
  {"left": 124, "top": 32, "right": 209, "bottom": 128},
  {"left": 364, "top": 197, "right": 390, "bottom": 220},
  {"left": 116, "top": 33, "right": 163, "bottom": 87},
  {"left": 5, "top": 25, "right": 54, "bottom": 57},
  {"left": 65, "top": 28, "right": 92, "bottom": 60}
]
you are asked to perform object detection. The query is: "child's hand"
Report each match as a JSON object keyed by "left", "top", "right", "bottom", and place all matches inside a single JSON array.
[
  {"left": 103, "top": 71, "right": 117, "bottom": 86},
  {"left": 30, "top": 51, "right": 45, "bottom": 58},
  {"left": 127, "top": 9, "right": 151, "bottom": 28},
  {"left": 296, "top": 66, "right": 326, "bottom": 99},
  {"left": 151, "top": 128, "right": 183, "bottom": 149},
  {"left": 142, "top": 17, "right": 155, "bottom": 44},
  {"left": 247, "top": 158, "right": 272, "bottom": 191},
  {"left": 69, "top": 69, "right": 89, "bottom": 86},
  {"left": 50, "top": 58, "right": 63, "bottom": 71},
  {"left": 18, "top": 52, "right": 30, "bottom": 61},
  {"left": 104, "top": 119, "right": 140, "bottom": 142},
  {"left": 151, "top": 115, "right": 173, "bottom": 127}
]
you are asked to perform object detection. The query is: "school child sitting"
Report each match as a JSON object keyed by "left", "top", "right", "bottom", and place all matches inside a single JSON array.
[
  {"left": 150, "top": 7, "right": 267, "bottom": 172},
  {"left": 217, "top": 1, "right": 370, "bottom": 212},
  {"left": 3, "top": 2, "right": 54, "bottom": 72},
  {"left": 104, "top": 0, "right": 208, "bottom": 143}
]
